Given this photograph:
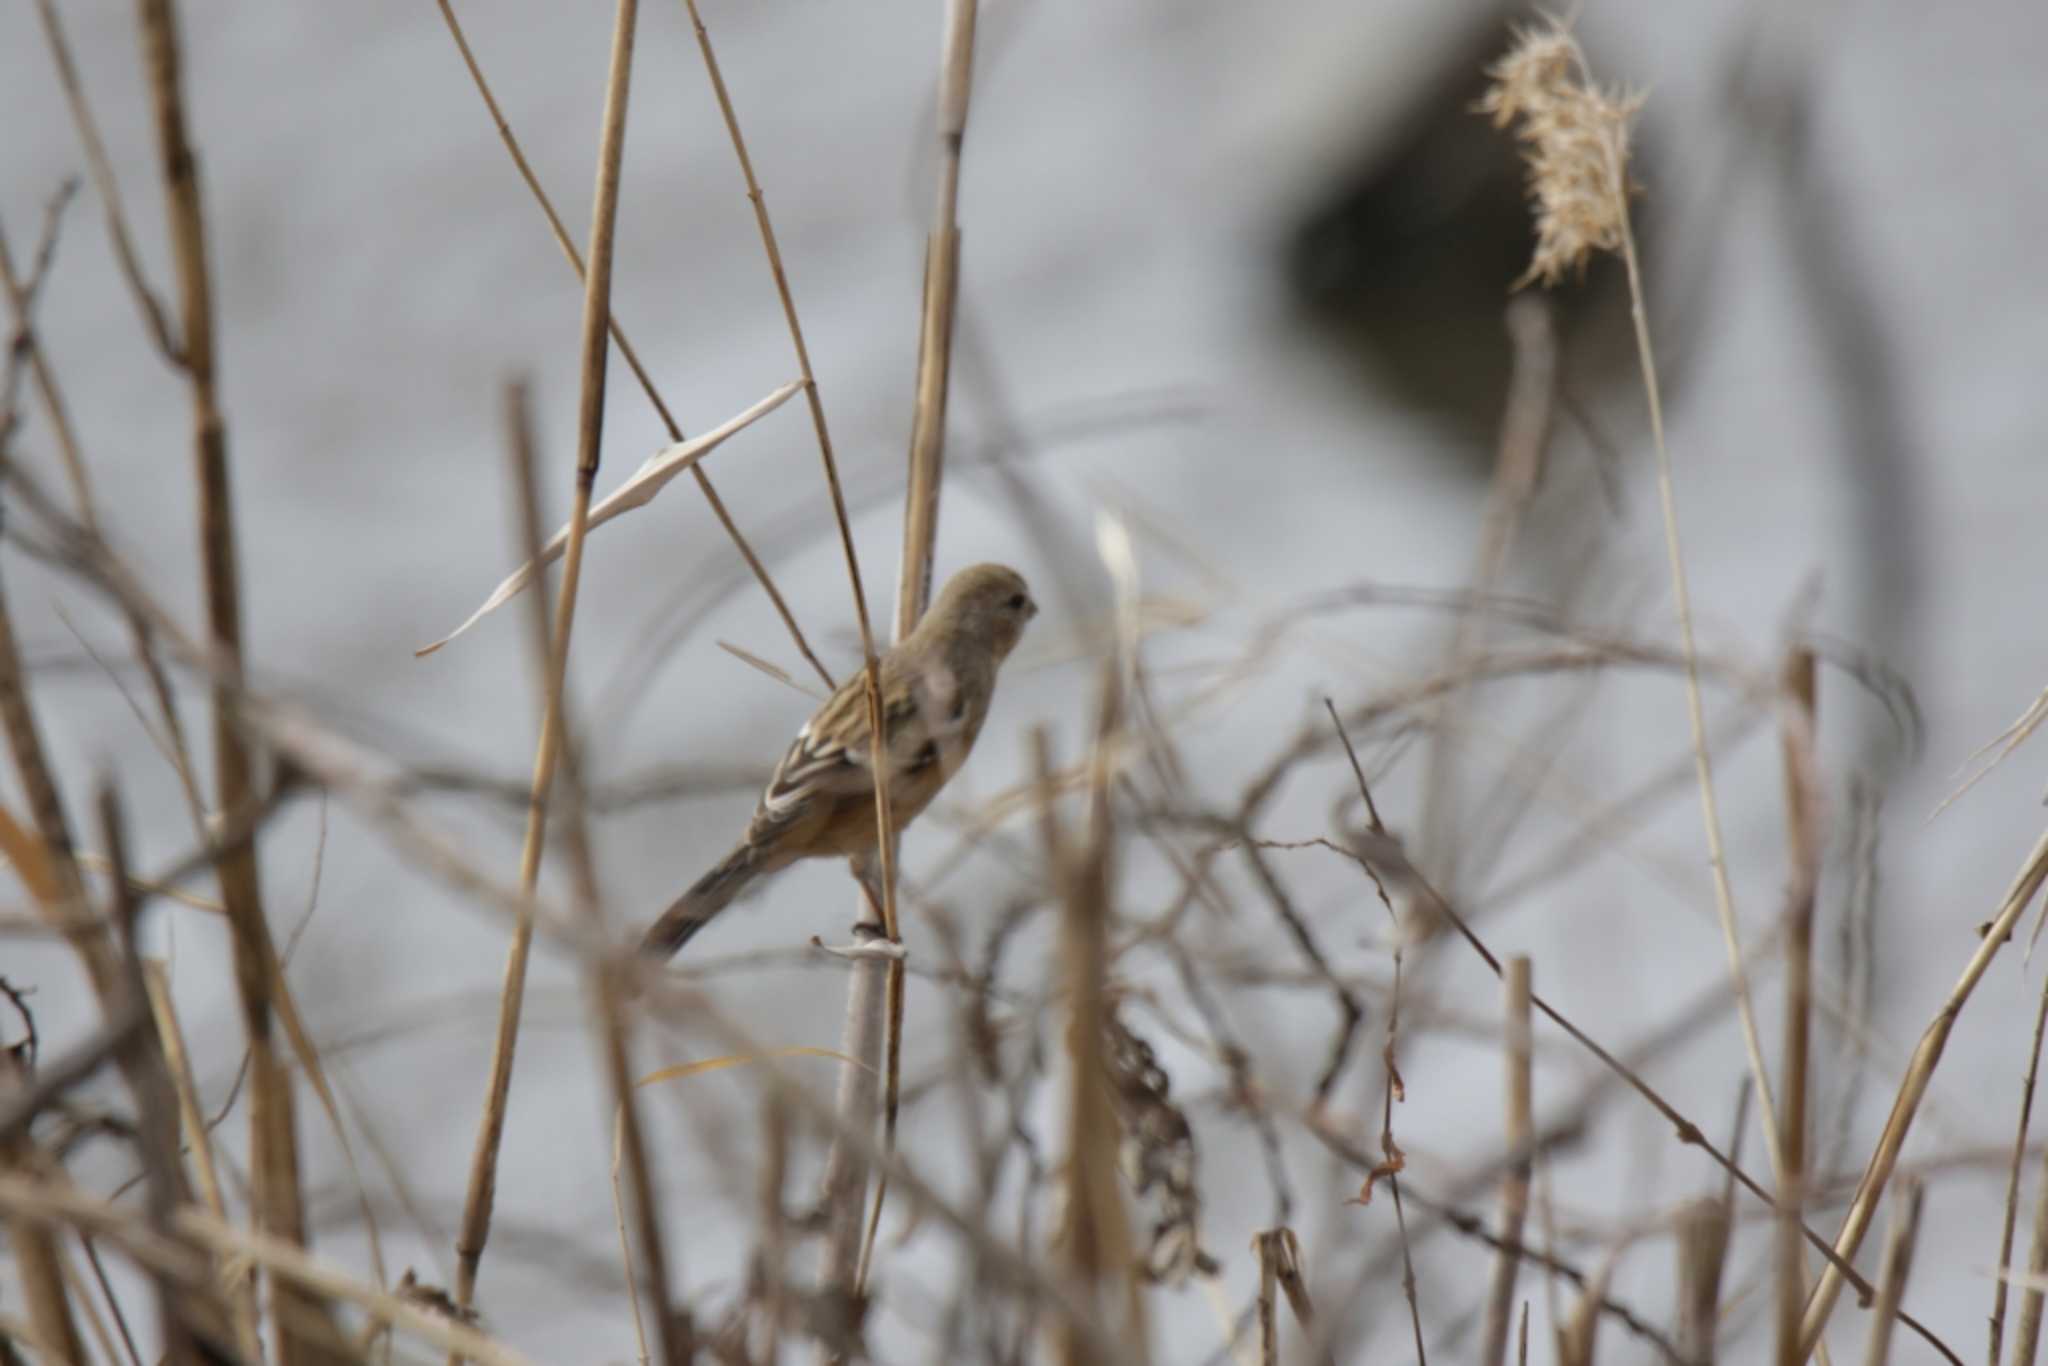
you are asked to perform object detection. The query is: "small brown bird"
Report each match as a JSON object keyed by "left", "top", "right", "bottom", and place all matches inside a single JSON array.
[{"left": 640, "top": 563, "right": 1038, "bottom": 959}]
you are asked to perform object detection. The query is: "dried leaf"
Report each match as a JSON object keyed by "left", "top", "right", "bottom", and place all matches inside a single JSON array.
[
  {"left": 636, "top": 1045, "right": 864, "bottom": 1089},
  {"left": 1350, "top": 1138, "right": 1407, "bottom": 1207},
  {"left": 416, "top": 379, "right": 804, "bottom": 656}
]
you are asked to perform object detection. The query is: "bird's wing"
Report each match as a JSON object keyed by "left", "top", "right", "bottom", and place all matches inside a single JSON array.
[{"left": 759, "top": 659, "right": 967, "bottom": 813}]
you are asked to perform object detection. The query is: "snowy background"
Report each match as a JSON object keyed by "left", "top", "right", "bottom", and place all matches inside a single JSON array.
[{"left": 4, "top": 0, "right": 2048, "bottom": 1360}]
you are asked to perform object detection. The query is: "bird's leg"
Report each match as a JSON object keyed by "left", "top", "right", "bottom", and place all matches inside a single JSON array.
[{"left": 848, "top": 853, "right": 887, "bottom": 937}]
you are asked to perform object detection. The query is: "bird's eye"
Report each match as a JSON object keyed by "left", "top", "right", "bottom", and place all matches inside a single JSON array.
[{"left": 1006, "top": 593, "right": 1028, "bottom": 611}]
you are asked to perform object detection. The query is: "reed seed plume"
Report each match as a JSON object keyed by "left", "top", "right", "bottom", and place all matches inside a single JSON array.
[{"left": 1477, "top": 18, "right": 1643, "bottom": 288}]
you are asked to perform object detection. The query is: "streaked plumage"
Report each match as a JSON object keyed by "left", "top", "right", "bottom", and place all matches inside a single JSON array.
[{"left": 640, "top": 563, "right": 1037, "bottom": 959}]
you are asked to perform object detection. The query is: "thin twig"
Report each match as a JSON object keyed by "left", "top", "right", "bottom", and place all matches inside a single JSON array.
[{"left": 1992, "top": 971, "right": 2048, "bottom": 1366}]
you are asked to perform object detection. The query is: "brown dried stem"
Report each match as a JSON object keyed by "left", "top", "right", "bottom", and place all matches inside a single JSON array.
[
  {"left": 1480, "top": 956, "right": 1534, "bottom": 1366},
  {"left": 1039, "top": 700, "right": 1148, "bottom": 1366},
  {"left": 1676, "top": 1198, "right": 1733, "bottom": 1366},
  {"left": 450, "top": 0, "right": 646, "bottom": 1334},
  {"left": 1779, "top": 649, "right": 1820, "bottom": 1365}
]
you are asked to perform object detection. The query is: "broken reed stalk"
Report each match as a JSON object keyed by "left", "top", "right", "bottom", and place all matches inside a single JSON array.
[
  {"left": 136, "top": 0, "right": 344, "bottom": 1355},
  {"left": 1778, "top": 650, "right": 1820, "bottom": 1366},
  {"left": 1252, "top": 1229, "right": 1328, "bottom": 1366},
  {"left": 1039, "top": 691, "right": 1148, "bottom": 1366},
  {"left": 1480, "top": 956, "right": 1534, "bottom": 1366},
  {"left": 450, "top": 0, "right": 642, "bottom": 1331},
  {"left": 429, "top": 0, "right": 830, "bottom": 691},
  {"left": 1801, "top": 823, "right": 2048, "bottom": 1354},
  {"left": 1861, "top": 1181, "right": 1924, "bottom": 1366},
  {"left": 1675, "top": 1198, "right": 1732, "bottom": 1366},
  {"left": 1482, "top": 24, "right": 1796, "bottom": 1210},
  {"left": 854, "top": 0, "right": 981, "bottom": 1294},
  {"left": 1255, "top": 1232, "right": 1278, "bottom": 1366}
]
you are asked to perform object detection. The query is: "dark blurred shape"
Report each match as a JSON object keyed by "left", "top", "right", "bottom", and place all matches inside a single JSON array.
[{"left": 1284, "top": 8, "right": 1646, "bottom": 458}]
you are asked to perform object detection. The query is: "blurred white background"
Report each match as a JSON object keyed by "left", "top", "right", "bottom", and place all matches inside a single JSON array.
[{"left": 5, "top": 0, "right": 2048, "bottom": 1360}]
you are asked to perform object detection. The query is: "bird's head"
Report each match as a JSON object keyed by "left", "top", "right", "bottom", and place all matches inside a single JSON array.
[{"left": 926, "top": 562, "right": 1037, "bottom": 660}]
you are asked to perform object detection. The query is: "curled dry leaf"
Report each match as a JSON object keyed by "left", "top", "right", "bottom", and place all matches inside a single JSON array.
[
  {"left": 1350, "top": 1136, "right": 1407, "bottom": 1207},
  {"left": 1106, "top": 1009, "right": 1219, "bottom": 1282},
  {"left": 415, "top": 379, "right": 805, "bottom": 656}
]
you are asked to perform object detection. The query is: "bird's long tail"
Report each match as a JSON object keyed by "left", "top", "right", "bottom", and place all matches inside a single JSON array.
[{"left": 640, "top": 839, "right": 773, "bottom": 960}]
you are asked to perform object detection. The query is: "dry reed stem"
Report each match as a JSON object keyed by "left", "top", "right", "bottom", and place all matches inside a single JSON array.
[
  {"left": 1861, "top": 1181, "right": 1924, "bottom": 1366},
  {"left": 1676, "top": 1198, "right": 1732, "bottom": 1365},
  {"left": 1779, "top": 650, "right": 1820, "bottom": 1366},
  {"left": 1485, "top": 14, "right": 1797, "bottom": 1235},
  {"left": 134, "top": 0, "right": 342, "bottom": 1357},
  {"left": 857, "top": 0, "right": 981, "bottom": 1295},
  {"left": 450, "top": 0, "right": 646, "bottom": 1338},
  {"left": 430, "top": 0, "right": 832, "bottom": 690},
  {"left": 1481, "top": 956, "right": 1534, "bottom": 1366},
  {"left": 1039, "top": 701, "right": 1148, "bottom": 1366},
  {"left": 1801, "top": 823, "right": 2048, "bottom": 1355},
  {"left": 1992, "top": 970, "right": 2048, "bottom": 1366}
]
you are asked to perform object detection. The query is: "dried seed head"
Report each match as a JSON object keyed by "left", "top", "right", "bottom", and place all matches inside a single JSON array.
[{"left": 1476, "top": 19, "right": 1643, "bottom": 287}]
